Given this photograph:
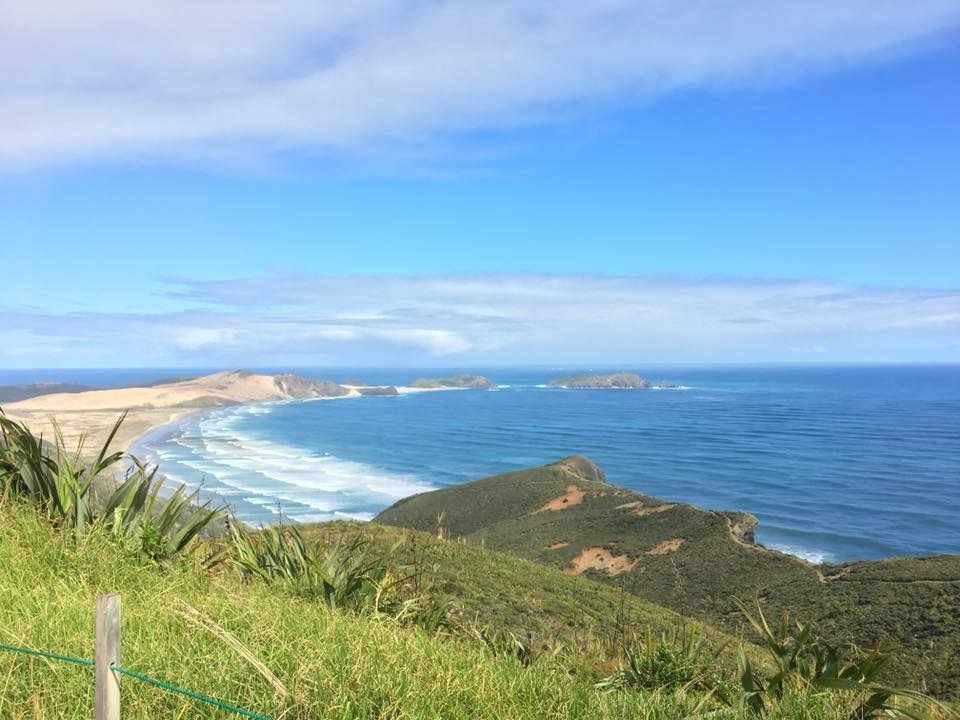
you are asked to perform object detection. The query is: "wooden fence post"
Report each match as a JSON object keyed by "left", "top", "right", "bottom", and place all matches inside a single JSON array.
[{"left": 95, "top": 593, "right": 121, "bottom": 720}]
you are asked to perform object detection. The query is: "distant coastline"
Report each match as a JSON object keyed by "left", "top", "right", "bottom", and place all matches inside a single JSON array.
[{"left": 1, "top": 369, "right": 497, "bottom": 455}]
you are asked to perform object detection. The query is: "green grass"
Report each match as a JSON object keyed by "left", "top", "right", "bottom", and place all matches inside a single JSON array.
[
  {"left": 299, "top": 520, "right": 744, "bottom": 662},
  {"left": 1, "top": 499, "right": 871, "bottom": 720},
  {"left": 375, "top": 457, "right": 960, "bottom": 699}
]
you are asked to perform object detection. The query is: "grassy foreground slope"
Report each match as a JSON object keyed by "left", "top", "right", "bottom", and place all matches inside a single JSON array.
[
  {"left": 298, "top": 520, "right": 741, "bottom": 659},
  {"left": 375, "top": 456, "right": 960, "bottom": 698},
  {"left": 0, "top": 500, "right": 717, "bottom": 720},
  {"left": 4, "top": 499, "right": 882, "bottom": 720}
]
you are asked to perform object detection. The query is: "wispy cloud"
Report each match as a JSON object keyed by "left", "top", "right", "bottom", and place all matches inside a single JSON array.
[
  {"left": 2, "top": 274, "right": 957, "bottom": 366},
  {"left": 2, "top": 2, "right": 959, "bottom": 169}
]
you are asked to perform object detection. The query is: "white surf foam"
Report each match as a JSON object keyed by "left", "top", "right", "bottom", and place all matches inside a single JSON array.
[
  {"left": 150, "top": 405, "right": 436, "bottom": 524},
  {"left": 767, "top": 543, "right": 834, "bottom": 565},
  {"left": 395, "top": 385, "right": 470, "bottom": 394}
]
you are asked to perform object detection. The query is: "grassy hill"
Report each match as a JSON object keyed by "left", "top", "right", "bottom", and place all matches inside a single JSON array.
[
  {"left": 1, "top": 501, "right": 679, "bottom": 719},
  {"left": 297, "top": 520, "right": 742, "bottom": 663},
  {"left": 375, "top": 456, "right": 960, "bottom": 698},
  {"left": 9, "top": 498, "right": 884, "bottom": 719}
]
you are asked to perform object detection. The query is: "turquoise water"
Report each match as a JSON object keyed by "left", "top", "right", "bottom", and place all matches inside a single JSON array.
[{"left": 116, "top": 365, "right": 960, "bottom": 563}]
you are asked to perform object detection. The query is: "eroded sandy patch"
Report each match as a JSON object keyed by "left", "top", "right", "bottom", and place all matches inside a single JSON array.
[
  {"left": 563, "top": 547, "right": 639, "bottom": 576},
  {"left": 645, "top": 538, "right": 684, "bottom": 555},
  {"left": 629, "top": 503, "right": 676, "bottom": 517},
  {"left": 532, "top": 485, "right": 588, "bottom": 513}
]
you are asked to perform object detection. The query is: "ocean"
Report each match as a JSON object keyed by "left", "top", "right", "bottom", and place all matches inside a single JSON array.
[{"left": 5, "top": 365, "right": 959, "bottom": 563}]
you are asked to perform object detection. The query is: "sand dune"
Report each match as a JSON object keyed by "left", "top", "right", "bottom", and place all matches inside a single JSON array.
[{"left": 2, "top": 370, "right": 354, "bottom": 454}]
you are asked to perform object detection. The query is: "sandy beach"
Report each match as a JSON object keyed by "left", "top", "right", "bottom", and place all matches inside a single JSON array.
[
  {"left": 1, "top": 370, "right": 365, "bottom": 455},
  {"left": 1, "top": 370, "right": 476, "bottom": 459}
]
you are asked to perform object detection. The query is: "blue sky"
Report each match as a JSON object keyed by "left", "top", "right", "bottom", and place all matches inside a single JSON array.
[{"left": 1, "top": 2, "right": 959, "bottom": 367}]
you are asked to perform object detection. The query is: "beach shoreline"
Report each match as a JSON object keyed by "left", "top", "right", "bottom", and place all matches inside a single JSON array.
[
  {"left": 1, "top": 370, "right": 342, "bottom": 456},
  {"left": 1, "top": 371, "right": 478, "bottom": 461}
]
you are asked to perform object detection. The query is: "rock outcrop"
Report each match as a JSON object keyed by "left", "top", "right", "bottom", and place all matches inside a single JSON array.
[
  {"left": 554, "top": 455, "right": 607, "bottom": 483},
  {"left": 548, "top": 372, "right": 652, "bottom": 389},
  {"left": 408, "top": 374, "right": 496, "bottom": 389},
  {"left": 273, "top": 374, "right": 350, "bottom": 398},
  {"left": 356, "top": 386, "right": 400, "bottom": 396}
]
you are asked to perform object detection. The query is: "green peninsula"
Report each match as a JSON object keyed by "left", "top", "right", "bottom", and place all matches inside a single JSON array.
[{"left": 376, "top": 456, "right": 960, "bottom": 697}]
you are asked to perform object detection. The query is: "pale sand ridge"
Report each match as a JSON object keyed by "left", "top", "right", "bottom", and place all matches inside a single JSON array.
[{"left": 2, "top": 370, "right": 357, "bottom": 454}]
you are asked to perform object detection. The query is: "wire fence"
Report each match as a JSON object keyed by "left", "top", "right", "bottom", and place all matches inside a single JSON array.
[{"left": 0, "top": 638, "right": 270, "bottom": 720}]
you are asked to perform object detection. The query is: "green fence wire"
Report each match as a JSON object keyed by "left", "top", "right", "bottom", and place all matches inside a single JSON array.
[
  {"left": 0, "top": 642, "right": 94, "bottom": 668},
  {"left": 0, "top": 641, "right": 270, "bottom": 720},
  {"left": 109, "top": 664, "right": 269, "bottom": 720}
]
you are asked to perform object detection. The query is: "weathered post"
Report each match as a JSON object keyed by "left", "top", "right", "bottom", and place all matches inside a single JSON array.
[{"left": 95, "top": 593, "right": 121, "bottom": 720}]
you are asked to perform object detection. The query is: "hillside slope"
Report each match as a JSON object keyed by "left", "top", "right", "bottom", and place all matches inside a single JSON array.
[
  {"left": 376, "top": 456, "right": 960, "bottom": 697},
  {"left": 299, "top": 519, "right": 742, "bottom": 660},
  {"left": 2, "top": 500, "right": 753, "bottom": 720}
]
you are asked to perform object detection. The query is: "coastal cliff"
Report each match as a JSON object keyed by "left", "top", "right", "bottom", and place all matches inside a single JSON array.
[{"left": 272, "top": 373, "right": 350, "bottom": 398}]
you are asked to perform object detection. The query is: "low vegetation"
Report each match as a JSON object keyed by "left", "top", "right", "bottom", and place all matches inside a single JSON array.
[
  {"left": 376, "top": 456, "right": 960, "bottom": 699},
  {"left": 0, "top": 413, "right": 953, "bottom": 717}
]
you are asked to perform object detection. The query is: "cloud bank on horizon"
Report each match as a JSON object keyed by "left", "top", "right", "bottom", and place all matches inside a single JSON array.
[
  {"left": 2, "top": 1, "right": 960, "bottom": 168},
  {"left": 2, "top": 275, "right": 957, "bottom": 366}
]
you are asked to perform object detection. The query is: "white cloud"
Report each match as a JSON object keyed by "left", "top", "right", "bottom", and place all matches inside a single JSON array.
[
  {"left": 170, "top": 326, "right": 237, "bottom": 350},
  {"left": 2, "top": 274, "right": 958, "bottom": 366},
  {"left": 363, "top": 328, "right": 472, "bottom": 355},
  {"left": 2, "top": 1, "right": 958, "bottom": 168},
  {"left": 0, "top": 330, "right": 70, "bottom": 357}
]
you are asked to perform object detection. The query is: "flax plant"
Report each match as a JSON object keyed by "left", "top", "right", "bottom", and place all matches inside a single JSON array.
[
  {"left": 0, "top": 408, "right": 224, "bottom": 560},
  {"left": 732, "top": 600, "right": 946, "bottom": 719},
  {"left": 225, "top": 522, "right": 399, "bottom": 612}
]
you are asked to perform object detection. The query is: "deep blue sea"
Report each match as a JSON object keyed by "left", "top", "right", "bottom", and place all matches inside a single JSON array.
[{"left": 4, "top": 366, "right": 958, "bottom": 563}]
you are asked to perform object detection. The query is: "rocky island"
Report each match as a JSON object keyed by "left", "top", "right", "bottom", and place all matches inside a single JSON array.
[
  {"left": 548, "top": 372, "right": 681, "bottom": 389},
  {"left": 549, "top": 372, "right": 651, "bottom": 388},
  {"left": 407, "top": 374, "right": 497, "bottom": 389},
  {"left": 354, "top": 386, "right": 400, "bottom": 396}
]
